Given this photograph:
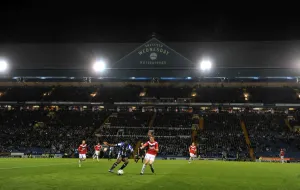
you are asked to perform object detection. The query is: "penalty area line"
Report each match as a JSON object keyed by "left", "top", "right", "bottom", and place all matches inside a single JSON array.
[{"left": 0, "top": 163, "right": 75, "bottom": 170}]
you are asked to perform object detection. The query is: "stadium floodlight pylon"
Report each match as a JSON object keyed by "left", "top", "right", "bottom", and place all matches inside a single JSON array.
[
  {"left": 0, "top": 60, "right": 8, "bottom": 72},
  {"left": 200, "top": 60, "right": 212, "bottom": 71},
  {"left": 93, "top": 60, "right": 106, "bottom": 72}
]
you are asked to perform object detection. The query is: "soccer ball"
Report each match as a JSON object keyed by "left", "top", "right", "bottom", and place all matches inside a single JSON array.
[{"left": 117, "top": 170, "right": 124, "bottom": 175}]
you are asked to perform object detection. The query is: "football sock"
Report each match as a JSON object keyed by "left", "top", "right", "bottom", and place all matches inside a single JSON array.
[
  {"left": 120, "top": 162, "right": 128, "bottom": 170},
  {"left": 142, "top": 158, "right": 144, "bottom": 163},
  {"left": 110, "top": 162, "right": 118, "bottom": 170},
  {"left": 150, "top": 164, "right": 155, "bottom": 173},
  {"left": 141, "top": 164, "right": 146, "bottom": 173}
]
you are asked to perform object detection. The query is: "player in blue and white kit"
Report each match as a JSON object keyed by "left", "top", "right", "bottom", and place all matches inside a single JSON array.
[{"left": 104, "top": 141, "right": 133, "bottom": 173}]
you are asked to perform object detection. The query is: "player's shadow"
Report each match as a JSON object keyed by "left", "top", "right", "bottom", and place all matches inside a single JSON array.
[{"left": 134, "top": 173, "right": 159, "bottom": 176}]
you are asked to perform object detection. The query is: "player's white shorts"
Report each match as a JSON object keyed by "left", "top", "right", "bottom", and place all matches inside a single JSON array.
[
  {"left": 95, "top": 151, "right": 100, "bottom": 156},
  {"left": 117, "top": 154, "right": 121, "bottom": 159},
  {"left": 280, "top": 156, "right": 284, "bottom": 160},
  {"left": 190, "top": 153, "right": 197, "bottom": 158},
  {"left": 79, "top": 154, "right": 86, "bottom": 159},
  {"left": 145, "top": 153, "right": 156, "bottom": 162}
]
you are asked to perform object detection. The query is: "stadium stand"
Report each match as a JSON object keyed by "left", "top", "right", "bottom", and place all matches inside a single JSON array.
[
  {"left": 0, "top": 110, "right": 109, "bottom": 156},
  {"left": 243, "top": 113, "right": 300, "bottom": 158},
  {"left": 1, "top": 86, "right": 300, "bottom": 103},
  {"left": 197, "top": 113, "right": 249, "bottom": 159},
  {"left": 1, "top": 85, "right": 300, "bottom": 160},
  {"left": 194, "top": 87, "right": 244, "bottom": 103},
  {"left": 98, "top": 111, "right": 192, "bottom": 157}
]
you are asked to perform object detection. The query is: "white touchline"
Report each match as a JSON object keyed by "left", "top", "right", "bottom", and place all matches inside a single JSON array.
[{"left": 0, "top": 163, "right": 74, "bottom": 170}]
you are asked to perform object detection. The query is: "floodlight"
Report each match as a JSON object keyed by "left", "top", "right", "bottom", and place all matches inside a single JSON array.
[
  {"left": 93, "top": 60, "right": 106, "bottom": 72},
  {"left": 0, "top": 60, "right": 8, "bottom": 72},
  {"left": 200, "top": 60, "right": 212, "bottom": 71}
]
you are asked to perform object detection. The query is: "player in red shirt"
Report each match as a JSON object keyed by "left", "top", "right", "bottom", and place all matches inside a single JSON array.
[
  {"left": 280, "top": 148, "right": 285, "bottom": 164},
  {"left": 189, "top": 142, "right": 197, "bottom": 163},
  {"left": 140, "top": 136, "right": 158, "bottom": 175},
  {"left": 78, "top": 140, "right": 87, "bottom": 167},
  {"left": 93, "top": 143, "right": 102, "bottom": 161}
]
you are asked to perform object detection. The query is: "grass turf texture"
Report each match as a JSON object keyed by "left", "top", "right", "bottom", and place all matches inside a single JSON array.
[{"left": 0, "top": 159, "right": 299, "bottom": 190}]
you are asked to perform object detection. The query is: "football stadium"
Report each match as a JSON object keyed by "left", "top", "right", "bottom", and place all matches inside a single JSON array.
[{"left": 1, "top": 37, "right": 300, "bottom": 190}]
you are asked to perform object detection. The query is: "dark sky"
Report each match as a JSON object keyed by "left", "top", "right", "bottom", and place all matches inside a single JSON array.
[{"left": 1, "top": 2, "right": 299, "bottom": 43}]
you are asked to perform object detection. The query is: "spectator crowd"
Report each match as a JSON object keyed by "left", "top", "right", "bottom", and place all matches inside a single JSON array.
[{"left": 1, "top": 107, "right": 300, "bottom": 159}]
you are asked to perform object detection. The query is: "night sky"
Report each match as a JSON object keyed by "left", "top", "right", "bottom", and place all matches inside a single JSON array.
[{"left": 0, "top": 3, "right": 299, "bottom": 43}]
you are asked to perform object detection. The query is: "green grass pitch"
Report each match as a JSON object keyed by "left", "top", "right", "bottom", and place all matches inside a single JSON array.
[{"left": 0, "top": 158, "right": 299, "bottom": 190}]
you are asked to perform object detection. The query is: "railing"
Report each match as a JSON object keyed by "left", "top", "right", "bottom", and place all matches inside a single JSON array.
[
  {"left": 199, "top": 117, "right": 204, "bottom": 130},
  {"left": 96, "top": 135, "right": 190, "bottom": 138},
  {"left": 284, "top": 119, "right": 293, "bottom": 131},
  {"left": 148, "top": 112, "right": 157, "bottom": 129},
  {"left": 1, "top": 101, "right": 300, "bottom": 107},
  {"left": 240, "top": 120, "right": 255, "bottom": 160}
]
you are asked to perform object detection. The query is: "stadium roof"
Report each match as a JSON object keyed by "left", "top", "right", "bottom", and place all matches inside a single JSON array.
[{"left": 1, "top": 38, "right": 300, "bottom": 79}]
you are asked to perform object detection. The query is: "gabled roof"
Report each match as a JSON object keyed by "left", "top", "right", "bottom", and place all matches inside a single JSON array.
[{"left": 111, "top": 38, "right": 194, "bottom": 69}]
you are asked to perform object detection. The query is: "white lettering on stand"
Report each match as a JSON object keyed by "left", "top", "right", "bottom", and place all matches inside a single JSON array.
[{"left": 138, "top": 43, "right": 169, "bottom": 65}]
